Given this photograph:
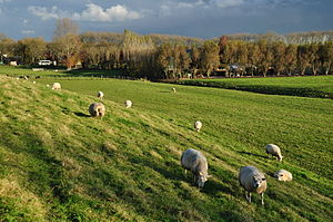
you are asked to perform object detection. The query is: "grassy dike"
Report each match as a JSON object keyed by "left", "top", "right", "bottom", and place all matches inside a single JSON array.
[{"left": 0, "top": 76, "right": 332, "bottom": 221}]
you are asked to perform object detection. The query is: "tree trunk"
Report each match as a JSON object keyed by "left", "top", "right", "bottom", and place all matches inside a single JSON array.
[{"left": 312, "top": 64, "right": 317, "bottom": 75}]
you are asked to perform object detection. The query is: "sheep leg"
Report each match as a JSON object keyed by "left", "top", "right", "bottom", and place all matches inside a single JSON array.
[
  {"left": 245, "top": 191, "right": 251, "bottom": 203},
  {"left": 261, "top": 193, "right": 264, "bottom": 206}
]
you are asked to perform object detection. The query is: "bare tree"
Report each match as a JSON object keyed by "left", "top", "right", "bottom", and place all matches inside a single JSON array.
[
  {"left": 54, "top": 18, "right": 79, "bottom": 40},
  {"left": 52, "top": 18, "right": 81, "bottom": 69},
  {"left": 201, "top": 40, "right": 220, "bottom": 77}
]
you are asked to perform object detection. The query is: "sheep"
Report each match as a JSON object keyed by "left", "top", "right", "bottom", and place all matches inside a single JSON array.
[
  {"left": 239, "top": 166, "right": 267, "bottom": 205},
  {"left": 89, "top": 103, "right": 105, "bottom": 118},
  {"left": 194, "top": 120, "right": 202, "bottom": 132},
  {"left": 46, "top": 84, "right": 50, "bottom": 88},
  {"left": 265, "top": 144, "right": 283, "bottom": 161},
  {"left": 124, "top": 100, "right": 132, "bottom": 108},
  {"left": 172, "top": 87, "right": 177, "bottom": 93},
  {"left": 274, "top": 169, "right": 292, "bottom": 182},
  {"left": 52, "top": 82, "right": 61, "bottom": 90},
  {"left": 97, "top": 91, "right": 104, "bottom": 100},
  {"left": 180, "top": 148, "right": 210, "bottom": 188},
  {"left": 33, "top": 81, "right": 36, "bottom": 84}
]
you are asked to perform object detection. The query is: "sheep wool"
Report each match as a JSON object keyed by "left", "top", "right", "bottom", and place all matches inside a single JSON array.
[
  {"left": 239, "top": 166, "right": 267, "bottom": 205},
  {"left": 89, "top": 103, "right": 105, "bottom": 118},
  {"left": 265, "top": 144, "right": 283, "bottom": 161},
  {"left": 181, "top": 148, "right": 210, "bottom": 188},
  {"left": 274, "top": 169, "right": 292, "bottom": 182}
]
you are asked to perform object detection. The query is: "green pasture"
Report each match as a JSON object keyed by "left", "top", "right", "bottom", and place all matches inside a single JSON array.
[
  {"left": 0, "top": 66, "right": 125, "bottom": 78},
  {"left": 177, "top": 76, "right": 333, "bottom": 98},
  {"left": 0, "top": 74, "right": 332, "bottom": 221}
]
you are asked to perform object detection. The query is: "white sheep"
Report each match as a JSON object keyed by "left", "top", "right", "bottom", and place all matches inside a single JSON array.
[
  {"left": 52, "top": 82, "right": 61, "bottom": 90},
  {"left": 124, "top": 100, "right": 132, "bottom": 108},
  {"left": 46, "top": 84, "right": 50, "bottom": 88},
  {"left": 181, "top": 148, "right": 210, "bottom": 188},
  {"left": 265, "top": 144, "right": 283, "bottom": 161},
  {"left": 89, "top": 103, "right": 105, "bottom": 118},
  {"left": 172, "top": 87, "right": 177, "bottom": 93},
  {"left": 274, "top": 169, "right": 292, "bottom": 182},
  {"left": 239, "top": 166, "right": 267, "bottom": 205},
  {"left": 194, "top": 120, "right": 202, "bottom": 132},
  {"left": 97, "top": 91, "right": 104, "bottom": 100},
  {"left": 33, "top": 81, "right": 36, "bottom": 84}
]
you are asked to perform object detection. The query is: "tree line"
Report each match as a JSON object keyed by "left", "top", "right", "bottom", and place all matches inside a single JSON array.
[{"left": 0, "top": 18, "right": 332, "bottom": 79}]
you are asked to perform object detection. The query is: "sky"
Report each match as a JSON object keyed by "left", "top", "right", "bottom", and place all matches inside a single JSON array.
[{"left": 0, "top": 0, "right": 332, "bottom": 41}]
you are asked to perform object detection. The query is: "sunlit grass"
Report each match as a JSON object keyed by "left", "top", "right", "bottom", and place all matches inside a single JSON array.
[{"left": 0, "top": 75, "right": 332, "bottom": 221}]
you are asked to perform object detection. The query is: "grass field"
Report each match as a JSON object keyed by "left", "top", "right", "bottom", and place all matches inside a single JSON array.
[
  {"left": 177, "top": 76, "right": 333, "bottom": 98},
  {"left": 0, "top": 66, "right": 125, "bottom": 79},
  {"left": 1, "top": 74, "right": 332, "bottom": 221}
]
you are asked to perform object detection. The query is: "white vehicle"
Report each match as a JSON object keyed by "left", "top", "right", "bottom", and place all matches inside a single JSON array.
[{"left": 38, "top": 60, "right": 53, "bottom": 66}]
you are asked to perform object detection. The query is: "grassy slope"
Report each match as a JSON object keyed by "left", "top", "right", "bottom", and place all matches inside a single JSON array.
[
  {"left": 1, "top": 76, "right": 332, "bottom": 221},
  {"left": 177, "top": 76, "right": 333, "bottom": 98}
]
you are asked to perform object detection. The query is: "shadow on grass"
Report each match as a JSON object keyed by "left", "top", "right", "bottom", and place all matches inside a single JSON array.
[
  {"left": 238, "top": 151, "right": 269, "bottom": 159},
  {"left": 202, "top": 179, "right": 233, "bottom": 196},
  {"left": 74, "top": 112, "right": 91, "bottom": 118}
]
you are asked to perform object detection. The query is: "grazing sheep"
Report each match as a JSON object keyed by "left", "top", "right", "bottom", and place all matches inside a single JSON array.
[
  {"left": 124, "top": 100, "right": 132, "bottom": 108},
  {"left": 33, "top": 81, "right": 36, "bottom": 84},
  {"left": 97, "top": 91, "right": 104, "bottom": 100},
  {"left": 194, "top": 120, "right": 202, "bottom": 132},
  {"left": 46, "top": 84, "right": 50, "bottom": 88},
  {"left": 265, "top": 144, "right": 283, "bottom": 161},
  {"left": 274, "top": 169, "right": 292, "bottom": 182},
  {"left": 52, "top": 82, "right": 61, "bottom": 90},
  {"left": 89, "top": 103, "right": 105, "bottom": 118},
  {"left": 181, "top": 149, "right": 210, "bottom": 188},
  {"left": 239, "top": 166, "right": 267, "bottom": 205},
  {"left": 172, "top": 87, "right": 177, "bottom": 93}
]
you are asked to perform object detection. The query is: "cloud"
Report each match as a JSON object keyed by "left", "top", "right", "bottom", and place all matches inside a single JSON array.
[
  {"left": 28, "top": 3, "right": 143, "bottom": 22},
  {"left": 176, "top": 0, "right": 205, "bottom": 9},
  {"left": 160, "top": 0, "right": 245, "bottom": 15},
  {"left": 0, "top": 0, "right": 11, "bottom": 3},
  {"left": 28, "top": 6, "right": 64, "bottom": 20},
  {"left": 211, "top": 0, "right": 244, "bottom": 8},
  {"left": 22, "top": 30, "right": 35, "bottom": 35},
  {"left": 73, "top": 3, "right": 143, "bottom": 22}
]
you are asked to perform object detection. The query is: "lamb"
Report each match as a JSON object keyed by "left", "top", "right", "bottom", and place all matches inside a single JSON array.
[
  {"left": 97, "top": 91, "right": 104, "bottom": 100},
  {"left": 274, "top": 169, "right": 292, "bottom": 182},
  {"left": 239, "top": 166, "right": 267, "bottom": 205},
  {"left": 52, "top": 82, "right": 61, "bottom": 90},
  {"left": 194, "top": 120, "right": 202, "bottom": 132},
  {"left": 124, "top": 100, "right": 132, "bottom": 108},
  {"left": 180, "top": 148, "right": 210, "bottom": 188},
  {"left": 89, "top": 103, "right": 105, "bottom": 118},
  {"left": 172, "top": 87, "right": 177, "bottom": 93},
  {"left": 265, "top": 144, "right": 283, "bottom": 161}
]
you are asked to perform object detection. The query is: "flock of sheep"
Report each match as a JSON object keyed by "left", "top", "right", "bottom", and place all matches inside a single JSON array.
[
  {"left": 50, "top": 82, "right": 292, "bottom": 206},
  {"left": 181, "top": 144, "right": 291, "bottom": 206}
]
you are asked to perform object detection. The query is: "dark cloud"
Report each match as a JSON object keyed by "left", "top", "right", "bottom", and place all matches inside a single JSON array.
[{"left": 0, "top": 0, "right": 332, "bottom": 40}]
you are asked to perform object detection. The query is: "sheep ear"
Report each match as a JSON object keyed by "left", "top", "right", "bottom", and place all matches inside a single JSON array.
[{"left": 207, "top": 175, "right": 212, "bottom": 178}]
